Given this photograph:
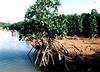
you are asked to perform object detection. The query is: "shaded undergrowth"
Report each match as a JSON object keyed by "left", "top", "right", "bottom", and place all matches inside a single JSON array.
[{"left": 39, "top": 52, "right": 100, "bottom": 72}]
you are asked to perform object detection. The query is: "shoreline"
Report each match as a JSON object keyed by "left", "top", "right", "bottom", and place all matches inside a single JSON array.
[{"left": 28, "top": 37, "right": 100, "bottom": 72}]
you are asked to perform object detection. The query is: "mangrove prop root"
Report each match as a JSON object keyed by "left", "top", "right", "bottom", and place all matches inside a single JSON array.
[
  {"left": 35, "top": 49, "right": 42, "bottom": 64},
  {"left": 34, "top": 39, "right": 72, "bottom": 71}
]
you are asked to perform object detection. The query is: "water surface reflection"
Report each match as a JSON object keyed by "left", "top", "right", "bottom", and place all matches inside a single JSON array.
[{"left": 0, "top": 30, "right": 40, "bottom": 72}]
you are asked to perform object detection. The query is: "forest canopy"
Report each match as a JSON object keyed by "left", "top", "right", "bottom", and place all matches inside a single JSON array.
[{"left": 8, "top": 0, "right": 100, "bottom": 38}]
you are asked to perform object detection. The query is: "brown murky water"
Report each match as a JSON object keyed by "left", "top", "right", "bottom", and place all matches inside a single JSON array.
[{"left": 0, "top": 30, "right": 40, "bottom": 72}]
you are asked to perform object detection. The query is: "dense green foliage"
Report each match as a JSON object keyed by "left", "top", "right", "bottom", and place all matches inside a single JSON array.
[
  {"left": 7, "top": 21, "right": 24, "bottom": 31},
  {"left": 96, "top": 14, "right": 100, "bottom": 34},
  {"left": 0, "top": 22, "right": 8, "bottom": 29},
  {"left": 67, "top": 14, "right": 83, "bottom": 35},
  {"left": 7, "top": 0, "right": 100, "bottom": 38},
  {"left": 23, "top": 0, "right": 63, "bottom": 38}
]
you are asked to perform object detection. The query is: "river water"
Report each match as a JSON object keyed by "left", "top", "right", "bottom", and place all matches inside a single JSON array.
[{"left": 0, "top": 30, "right": 40, "bottom": 72}]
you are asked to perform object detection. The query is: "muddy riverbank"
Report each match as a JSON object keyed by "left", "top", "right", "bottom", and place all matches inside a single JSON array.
[{"left": 29, "top": 36, "right": 100, "bottom": 72}]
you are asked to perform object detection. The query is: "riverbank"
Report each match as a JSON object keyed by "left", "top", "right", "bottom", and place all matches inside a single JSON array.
[{"left": 28, "top": 36, "right": 100, "bottom": 72}]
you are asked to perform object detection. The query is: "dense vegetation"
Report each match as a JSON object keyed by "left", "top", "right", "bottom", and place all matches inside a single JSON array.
[
  {"left": 6, "top": 0, "right": 100, "bottom": 72},
  {"left": 0, "top": 22, "right": 8, "bottom": 29},
  {"left": 6, "top": 2, "right": 100, "bottom": 38},
  {"left": 5, "top": 11, "right": 100, "bottom": 38},
  {"left": 19, "top": 8, "right": 100, "bottom": 38},
  {"left": 7, "top": 21, "right": 24, "bottom": 31}
]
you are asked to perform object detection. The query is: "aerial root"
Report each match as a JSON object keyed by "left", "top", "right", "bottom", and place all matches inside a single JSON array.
[{"left": 34, "top": 39, "right": 78, "bottom": 71}]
